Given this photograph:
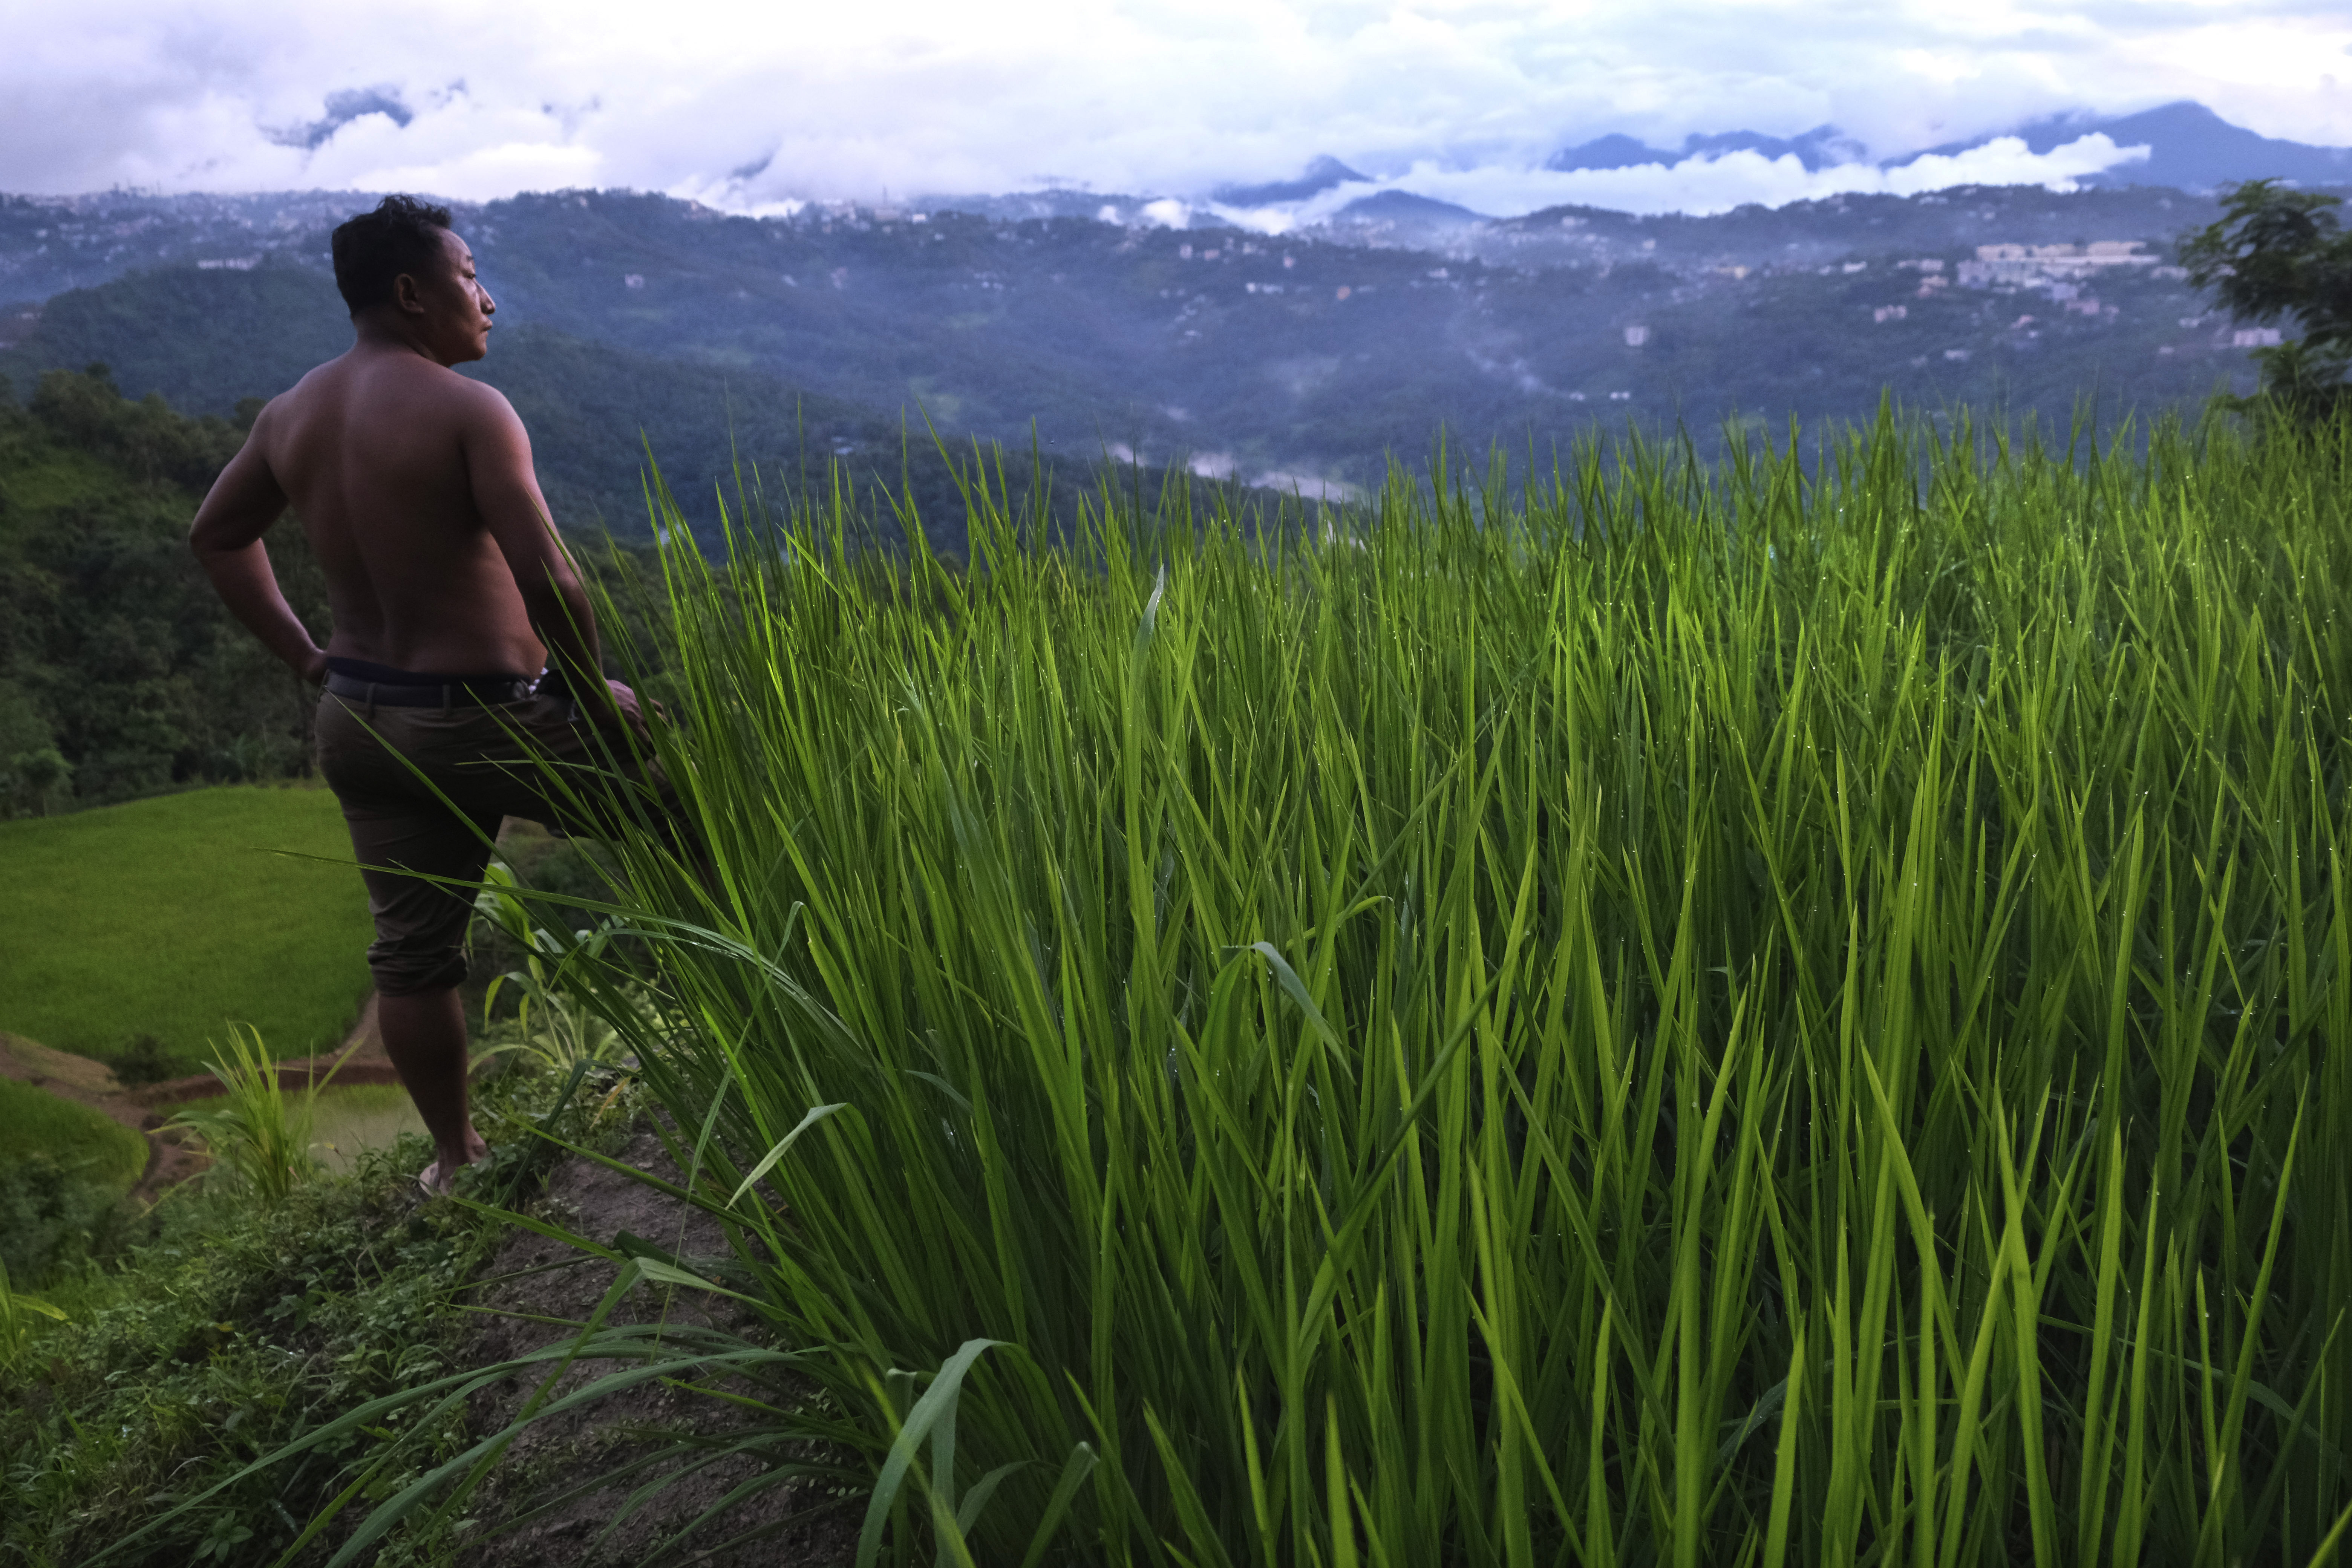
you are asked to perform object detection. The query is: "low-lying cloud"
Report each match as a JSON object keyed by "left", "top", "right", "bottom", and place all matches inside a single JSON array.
[
  {"left": 2, "top": 0, "right": 2347, "bottom": 216},
  {"left": 1209, "top": 134, "right": 2153, "bottom": 227}
]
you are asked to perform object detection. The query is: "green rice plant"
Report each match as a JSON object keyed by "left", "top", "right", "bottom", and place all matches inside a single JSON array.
[
  {"left": 472, "top": 859, "right": 672, "bottom": 1073},
  {"left": 0, "top": 1256, "right": 67, "bottom": 1375},
  {"left": 241, "top": 406, "right": 2352, "bottom": 1565},
  {"left": 167, "top": 1024, "right": 332, "bottom": 1204}
]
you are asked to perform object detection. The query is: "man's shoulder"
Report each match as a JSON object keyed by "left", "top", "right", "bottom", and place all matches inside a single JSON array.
[
  {"left": 418, "top": 361, "right": 520, "bottom": 426},
  {"left": 327, "top": 349, "right": 519, "bottom": 426},
  {"left": 253, "top": 352, "right": 522, "bottom": 471}
]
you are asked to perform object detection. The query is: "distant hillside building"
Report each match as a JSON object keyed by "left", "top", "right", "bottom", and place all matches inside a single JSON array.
[{"left": 1957, "top": 242, "right": 2160, "bottom": 288}]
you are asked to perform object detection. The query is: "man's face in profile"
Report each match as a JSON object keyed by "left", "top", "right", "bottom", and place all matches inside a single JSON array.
[{"left": 401, "top": 228, "right": 496, "bottom": 365}]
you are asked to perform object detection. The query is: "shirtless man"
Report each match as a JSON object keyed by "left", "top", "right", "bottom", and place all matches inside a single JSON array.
[{"left": 190, "top": 195, "right": 660, "bottom": 1194}]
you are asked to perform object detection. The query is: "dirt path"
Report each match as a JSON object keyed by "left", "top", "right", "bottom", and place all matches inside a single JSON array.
[
  {"left": 458, "top": 1126, "right": 853, "bottom": 1565},
  {"left": 0, "top": 995, "right": 404, "bottom": 1206}
]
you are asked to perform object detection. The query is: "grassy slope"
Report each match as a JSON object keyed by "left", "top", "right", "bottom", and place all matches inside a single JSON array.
[
  {"left": 0, "top": 1079, "right": 145, "bottom": 1192},
  {"left": 0, "top": 785, "right": 372, "bottom": 1069},
  {"left": 0, "top": 1065, "right": 611, "bottom": 1568}
]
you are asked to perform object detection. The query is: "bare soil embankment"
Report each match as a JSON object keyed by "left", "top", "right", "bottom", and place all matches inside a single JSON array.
[{"left": 456, "top": 1125, "right": 855, "bottom": 1566}]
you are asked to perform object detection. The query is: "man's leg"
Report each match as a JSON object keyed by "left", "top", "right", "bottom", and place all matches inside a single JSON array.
[{"left": 379, "top": 986, "right": 488, "bottom": 1192}]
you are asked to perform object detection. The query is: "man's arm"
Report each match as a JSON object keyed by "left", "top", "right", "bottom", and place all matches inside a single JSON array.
[
  {"left": 188, "top": 411, "right": 327, "bottom": 684},
  {"left": 461, "top": 387, "right": 641, "bottom": 726}
]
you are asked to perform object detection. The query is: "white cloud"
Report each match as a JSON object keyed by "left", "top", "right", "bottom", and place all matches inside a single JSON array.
[
  {"left": 0, "top": 0, "right": 2345, "bottom": 214},
  {"left": 1212, "top": 132, "right": 2153, "bottom": 222}
]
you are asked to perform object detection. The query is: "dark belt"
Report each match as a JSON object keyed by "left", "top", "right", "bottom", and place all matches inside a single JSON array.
[{"left": 324, "top": 672, "right": 538, "bottom": 708}]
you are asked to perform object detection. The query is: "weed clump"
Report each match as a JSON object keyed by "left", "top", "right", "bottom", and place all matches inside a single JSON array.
[
  {"left": 165, "top": 1024, "right": 325, "bottom": 1204},
  {"left": 0, "top": 1155, "right": 129, "bottom": 1288},
  {"left": 104, "top": 1033, "right": 173, "bottom": 1088}
]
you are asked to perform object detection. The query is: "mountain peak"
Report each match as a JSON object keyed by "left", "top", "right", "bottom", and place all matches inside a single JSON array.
[
  {"left": 1680, "top": 125, "right": 1865, "bottom": 172},
  {"left": 1547, "top": 126, "right": 1862, "bottom": 174},
  {"left": 1214, "top": 155, "right": 1369, "bottom": 207}
]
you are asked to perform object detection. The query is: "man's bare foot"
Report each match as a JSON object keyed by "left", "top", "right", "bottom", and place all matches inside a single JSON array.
[{"left": 416, "top": 1125, "right": 491, "bottom": 1196}]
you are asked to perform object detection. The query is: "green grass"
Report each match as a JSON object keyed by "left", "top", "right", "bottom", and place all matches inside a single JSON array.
[
  {"left": 0, "top": 1080, "right": 146, "bottom": 1194},
  {"left": 218, "top": 407, "right": 2352, "bottom": 1566},
  {"left": 0, "top": 785, "right": 373, "bottom": 1070}
]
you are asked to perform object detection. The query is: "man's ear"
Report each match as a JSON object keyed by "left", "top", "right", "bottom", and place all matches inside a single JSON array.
[{"left": 392, "top": 271, "right": 428, "bottom": 316}]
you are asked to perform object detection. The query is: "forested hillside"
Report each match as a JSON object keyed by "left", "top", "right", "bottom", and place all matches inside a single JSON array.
[
  {"left": 0, "top": 263, "right": 1163, "bottom": 541},
  {"left": 0, "top": 368, "right": 325, "bottom": 813}
]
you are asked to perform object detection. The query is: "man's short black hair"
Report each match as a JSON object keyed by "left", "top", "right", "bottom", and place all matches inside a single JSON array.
[{"left": 330, "top": 195, "right": 454, "bottom": 316}]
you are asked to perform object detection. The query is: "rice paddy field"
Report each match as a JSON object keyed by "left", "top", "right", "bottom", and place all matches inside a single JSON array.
[
  {"left": 308, "top": 1083, "right": 427, "bottom": 1174},
  {"left": 0, "top": 1079, "right": 146, "bottom": 1196},
  {"left": 0, "top": 785, "right": 373, "bottom": 1072},
  {"left": 278, "top": 409, "right": 2352, "bottom": 1566}
]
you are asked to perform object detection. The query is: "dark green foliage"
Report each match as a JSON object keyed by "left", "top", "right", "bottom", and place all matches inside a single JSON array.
[
  {"left": 21, "top": 358, "right": 253, "bottom": 489},
  {"left": 2181, "top": 179, "right": 2352, "bottom": 420},
  {"left": 0, "top": 366, "right": 326, "bottom": 812},
  {"left": 0, "top": 1154, "right": 129, "bottom": 1286},
  {"left": 107, "top": 1034, "right": 175, "bottom": 1088}
]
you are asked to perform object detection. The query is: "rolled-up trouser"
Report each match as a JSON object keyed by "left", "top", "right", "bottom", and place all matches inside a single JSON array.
[{"left": 315, "top": 690, "right": 692, "bottom": 997}]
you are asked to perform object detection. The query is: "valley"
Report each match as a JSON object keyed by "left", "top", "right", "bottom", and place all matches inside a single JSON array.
[{"left": 0, "top": 179, "right": 2286, "bottom": 533}]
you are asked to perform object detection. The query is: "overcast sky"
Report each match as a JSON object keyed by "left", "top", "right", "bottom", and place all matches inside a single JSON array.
[{"left": 4, "top": 0, "right": 2349, "bottom": 216}]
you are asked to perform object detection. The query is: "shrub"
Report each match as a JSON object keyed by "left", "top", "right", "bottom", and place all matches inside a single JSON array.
[
  {"left": 106, "top": 1034, "right": 175, "bottom": 1088},
  {"left": 0, "top": 1155, "right": 128, "bottom": 1288}
]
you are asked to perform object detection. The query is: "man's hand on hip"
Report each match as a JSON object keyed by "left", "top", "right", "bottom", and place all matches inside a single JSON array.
[{"left": 585, "top": 678, "right": 655, "bottom": 739}]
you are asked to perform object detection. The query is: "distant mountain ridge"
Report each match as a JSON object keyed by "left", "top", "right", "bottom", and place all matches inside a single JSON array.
[
  {"left": 1896, "top": 102, "right": 2352, "bottom": 191},
  {"left": 1214, "top": 156, "right": 1369, "bottom": 207},
  {"left": 1548, "top": 126, "right": 1867, "bottom": 175},
  {"left": 896, "top": 103, "right": 2346, "bottom": 253},
  {"left": 1536, "top": 101, "right": 2349, "bottom": 192}
]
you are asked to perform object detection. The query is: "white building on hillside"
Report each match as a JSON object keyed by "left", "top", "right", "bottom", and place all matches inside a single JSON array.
[{"left": 1958, "top": 242, "right": 2161, "bottom": 288}]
